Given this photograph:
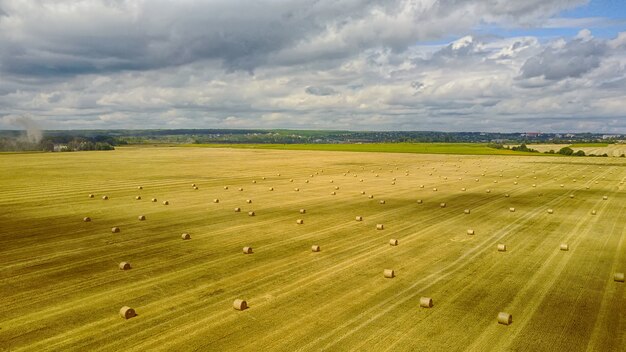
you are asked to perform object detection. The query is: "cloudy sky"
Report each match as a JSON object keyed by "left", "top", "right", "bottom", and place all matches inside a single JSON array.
[{"left": 1, "top": 0, "right": 625, "bottom": 132}]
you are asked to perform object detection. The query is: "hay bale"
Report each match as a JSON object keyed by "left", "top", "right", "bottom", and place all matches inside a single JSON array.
[
  {"left": 238, "top": 188, "right": 243, "bottom": 191},
  {"left": 497, "top": 312, "right": 512, "bottom": 325},
  {"left": 151, "top": 198, "right": 157, "bottom": 202},
  {"left": 102, "top": 195, "right": 109, "bottom": 200},
  {"left": 440, "top": 203, "right": 446, "bottom": 208},
  {"left": 335, "top": 186, "right": 339, "bottom": 190},
  {"left": 83, "top": 217, "right": 91, "bottom": 222},
  {"left": 391, "top": 181, "right": 396, "bottom": 185},
  {"left": 432, "top": 188, "right": 438, "bottom": 191},
  {"left": 532, "top": 184, "right": 536, "bottom": 187},
  {"left": 193, "top": 186, "right": 198, "bottom": 190},
  {"left": 360, "top": 179, "right": 364, "bottom": 182},
  {"left": 119, "top": 262, "right": 131, "bottom": 270},
  {"left": 135, "top": 196, "right": 141, "bottom": 200},
  {"left": 191, "top": 183, "right": 196, "bottom": 187},
  {"left": 252, "top": 180, "right": 256, "bottom": 184},
  {"left": 467, "top": 229, "right": 474, "bottom": 235},
  {"left": 389, "top": 239, "right": 398, "bottom": 246},
  {"left": 311, "top": 245, "right": 320, "bottom": 252},
  {"left": 137, "top": 186, "right": 142, "bottom": 190},
  {"left": 464, "top": 209, "right": 470, "bottom": 214},
  {"left": 330, "top": 180, "right": 334, "bottom": 183},
  {"left": 213, "top": 199, "right": 219, "bottom": 203},
  {"left": 305, "top": 180, "right": 309, "bottom": 183},
  {"left": 246, "top": 199, "right": 252, "bottom": 204},
  {"left": 560, "top": 184, "right": 564, "bottom": 187},
  {"left": 112, "top": 227, "right": 120, "bottom": 233},
  {"left": 417, "top": 199, "right": 423, "bottom": 204},
  {"left": 376, "top": 224, "right": 384, "bottom": 230},
  {"left": 356, "top": 216, "right": 363, "bottom": 221},
  {"left": 461, "top": 188, "right": 466, "bottom": 191},
  {"left": 569, "top": 194, "right": 574, "bottom": 199},
  {"left": 614, "top": 273, "right": 625, "bottom": 282},
  {"left": 181, "top": 233, "right": 191, "bottom": 240},
  {"left": 162, "top": 200, "right": 169, "bottom": 205},
  {"left": 514, "top": 182, "right": 518, "bottom": 185},
  {"left": 233, "top": 299, "right": 248, "bottom": 310},
  {"left": 368, "top": 195, "right": 374, "bottom": 199},
  {"left": 509, "top": 207, "right": 515, "bottom": 212},
  {"left": 504, "top": 194, "right": 510, "bottom": 198},
  {"left": 294, "top": 188, "right": 300, "bottom": 191},
  {"left": 269, "top": 187, "right": 274, "bottom": 191},
  {"left": 331, "top": 191, "right": 336, "bottom": 195},
  {"left": 497, "top": 244, "right": 507, "bottom": 252},
  {"left": 603, "top": 195, "right": 608, "bottom": 200},
  {"left": 224, "top": 186, "right": 229, "bottom": 190},
  {"left": 361, "top": 191, "right": 366, "bottom": 195},
  {"left": 277, "top": 173, "right": 281, "bottom": 176},
  {"left": 379, "top": 200, "right": 385, "bottom": 204},
  {"left": 419, "top": 297, "right": 433, "bottom": 308},
  {"left": 420, "top": 185, "right": 424, "bottom": 188},
  {"left": 296, "top": 219, "right": 304, "bottom": 224},
  {"left": 243, "top": 246, "right": 253, "bottom": 254},
  {"left": 89, "top": 194, "right": 94, "bottom": 198},
  {"left": 486, "top": 189, "right": 491, "bottom": 193},
  {"left": 300, "top": 209, "right": 306, "bottom": 214},
  {"left": 138, "top": 215, "right": 146, "bottom": 221},
  {"left": 290, "top": 179, "right": 293, "bottom": 182},
  {"left": 234, "top": 207, "right": 241, "bottom": 212},
  {"left": 248, "top": 211, "right": 255, "bottom": 216},
  {"left": 591, "top": 210, "right": 597, "bottom": 215},
  {"left": 560, "top": 243, "right": 569, "bottom": 251},
  {"left": 384, "top": 269, "right": 395, "bottom": 278},
  {"left": 262, "top": 177, "right": 266, "bottom": 180},
  {"left": 119, "top": 306, "right": 136, "bottom": 319},
  {"left": 547, "top": 209, "right": 553, "bottom": 214}
]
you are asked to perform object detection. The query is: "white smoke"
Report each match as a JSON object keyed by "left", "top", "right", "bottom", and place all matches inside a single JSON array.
[{"left": 5, "top": 115, "right": 43, "bottom": 143}]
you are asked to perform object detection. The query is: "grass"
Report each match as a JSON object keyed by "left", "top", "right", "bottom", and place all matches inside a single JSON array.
[
  {"left": 0, "top": 146, "right": 624, "bottom": 351},
  {"left": 570, "top": 143, "right": 610, "bottom": 147},
  {"left": 181, "top": 143, "right": 548, "bottom": 156}
]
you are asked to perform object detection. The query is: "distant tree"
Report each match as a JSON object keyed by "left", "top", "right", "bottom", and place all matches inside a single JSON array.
[
  {"left": 558, "top": 147, "right": 574, "bottom": 156},
  {"left": 573, "top": 150, "right": 585, "bottom": 156}
]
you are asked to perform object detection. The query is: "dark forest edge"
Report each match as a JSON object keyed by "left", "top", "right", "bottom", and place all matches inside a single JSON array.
[{"left": 0, "top": 129, "right": 623, "bottom": 155}]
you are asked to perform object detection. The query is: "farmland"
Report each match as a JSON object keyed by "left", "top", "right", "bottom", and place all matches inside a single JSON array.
[{"left": 1, "top": 146, "right": 625, "bottom": 351}]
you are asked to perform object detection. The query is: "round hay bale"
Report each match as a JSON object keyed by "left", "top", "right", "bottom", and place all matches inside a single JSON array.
[
  {"left": 262, "top": 177, "right": 266, "bottom": 180},
  {"left": 420, "top": 185, "right": 424, "bottom": 188},
  {"left": 493, "top": 180, "right": 498, "bottom": 183},
  {"left": 440, "top": 203, "right": 446, "bottom": 208},
  {"left": 497, "top": 244, "right": 507, "bottom": 252},
  {"left": 112, "top": 227, "right": 120, "bottom": 233},
  {"left": 269, "top": 187, "right": 274, "bottom": 191},
  {"left": 461, "top": 188, "right": 466, "bottom": 191},
  {"left": 305, "top": 180, "right": 309, "bottom": 183},
  {"left": 547, "top": 209, "right": 553, "bottom": 214},
  {"left": 331, "top": 191, "right": 336, "bottom": 195},
  {"left": 224, "top": 186, "right": 229, "bottom": 190},
  {"left": 119, "top": 262, "right": 131, "bottom": 270},
  {"left": 419, "top": 297, "right": 433, "bottom": 308},
  {"left": 475, "top": 179, "right": 479, "bottom": 182},
  {"left": 300, "top": 209, "right": 306, "bottom": 214},
  {"left": 379, "top": 200, "right": 385, "bottom": 204},
  {"left": 102, "top": 195, "right": 109, "bottom": 200},
  {"left": 277, "top": 173, "right": 281, "bottom": 176},
  {"left": 591, "top": 210, "right": 597, "bottom": 215},
  {"left": 376, "top": 224, "right": 384, "bottom": 230},
  {"left": 252, "top": 180, "right": 256, "bottom": 184},
  {"left": 360, "top": 179, "right": 364, "bottom": 182},
  {"left": 311, "top": 245, "right": 320, "bottom": 252},
  {"left": 248, "top": 211, "right": 255, "bottom": 216},
  {"left": 432, "top": 188, "right": 438, "bottom": 191},
  {"left": 213, "top": 199, "right": 219, "bottom": 203},
  {"left": 83, "top": 217, "right": 91, "bottom": 222},
  {"left": 514, "top": 182, "right": 518, "bottom": 185},
  {"left": 368, "top": 195, "right": 374, "bottom": 199},
  {"left": 384, "top": 269, "right": 395, "bottom": 278},
  {"left": 560, "top": 184, "right": 564, "bottom": 187},
  {"left": 467, "top": 229, "right": 474, "bottom": 235},
  {"left": 497, "top": 312, "right": 512, "bottom": 325},
  {"left": 614, "top": 273, "right": 625, "bottom": 282},
  {"left": 504, "top": 194, "right": 510, "bottom": 198},
  {"left": 246, "top": 199, "right": 252, "bottom": 204},
  {"left": 181, "top": 233, "right": 191, "bottom": 240},
  {"left": 138, "top": 186, "right": 143, "bottom": 190},
  {"left": 119, "top": 306, "right": 136, "bottom": 319},
  {"left": 486, "top": 189, "right": 491, "bottom": 193},
  {"left": 296, "top": 219, "right": 304, "bottom": 224},
  {"left": 560, "top": 243, "right": 569, "bottom": 251},
  {"left": 361, "top": 191, "right": 366, "bottom": 195},
  {"left": 243, "top": 246, "right": 253, "bottom": 254},
  {"left": 89, "top": 194, "right": 94, "bottom": 198},
  {"left": 191, "top": 183, "right": 196, "bottom": 187},
  {"left": 603, "top": 195, "right": 608, "bottom": 200},
  {"left": 569, "top": 194, "right": 574, "bottom": 199},
  {"left": 162, "top": 200, "right": 169, "bottom": 205},
  {"left": 509, "top": 207, "right": 515, "bottom": 212},
  {"left": 193, "top": 186, "right": 198, "bottom": 190},
  {"left": 464, "top": 209, "right": 470, "bottom": 214},
  {"left": 238, "top": 188, "right": 244, "bottom": 191},
  {"left": 234, "top": 207, "right": 241, "bottom": 212},
  {"left": 330, "top": 180, "right": 334, "bottom": 183},
  {"left": 138, "top": 215, "right": 146, "bottom": 221},
  {"left": 335, "top": 186, "right": 339, "bottom": 190},
  {"left": 294, "top": 188, "right": 300, "bottom": 191},
  {"left": 233, "top": 299, "right": 248, "bottom": 310},
  {"left": 391, "top": 181, "right": 396, "bottom": 185},
  {"left": 135, "top": 196, "right": 141, "bottom": 200},
  {"left": 290, "top": 178, "right": 293, "bottom": 182},
  {"left": 389, "top": 239, "right": 398, "bottom": 246},
  {"left": 417, "top": 199, "right": 423, "bottom": 204},
  {"left": 151, "top": 198, "right": 157, "bottom": 202},
  {"left": 356, "top": 216, "right": 363, "bottom": 221},
  {"left": 532, "top": 184, "right": 536, "bottom": 187}
]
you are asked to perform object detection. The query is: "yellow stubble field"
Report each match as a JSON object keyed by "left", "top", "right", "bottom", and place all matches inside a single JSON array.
[{"left": 0, "top": 146, "right": 624, "bottom": 351}]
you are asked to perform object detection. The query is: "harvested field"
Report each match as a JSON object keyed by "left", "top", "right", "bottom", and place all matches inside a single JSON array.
[{"left": 0, "top": 146, "right": 625, "bottom": 351}]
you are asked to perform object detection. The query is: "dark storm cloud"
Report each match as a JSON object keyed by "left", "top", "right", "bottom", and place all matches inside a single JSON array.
[{"left": 519, "top": 37, "right": 606, "bottom": 81}]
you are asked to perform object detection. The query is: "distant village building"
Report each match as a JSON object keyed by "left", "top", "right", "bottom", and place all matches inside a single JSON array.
[{"left": 53, "top": 144, "right": 69, "bottom": 152}]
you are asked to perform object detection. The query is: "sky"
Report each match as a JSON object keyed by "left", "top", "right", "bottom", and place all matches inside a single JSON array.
[{"left": 0, "top": 0, "right": 625, "bottom": 133}]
